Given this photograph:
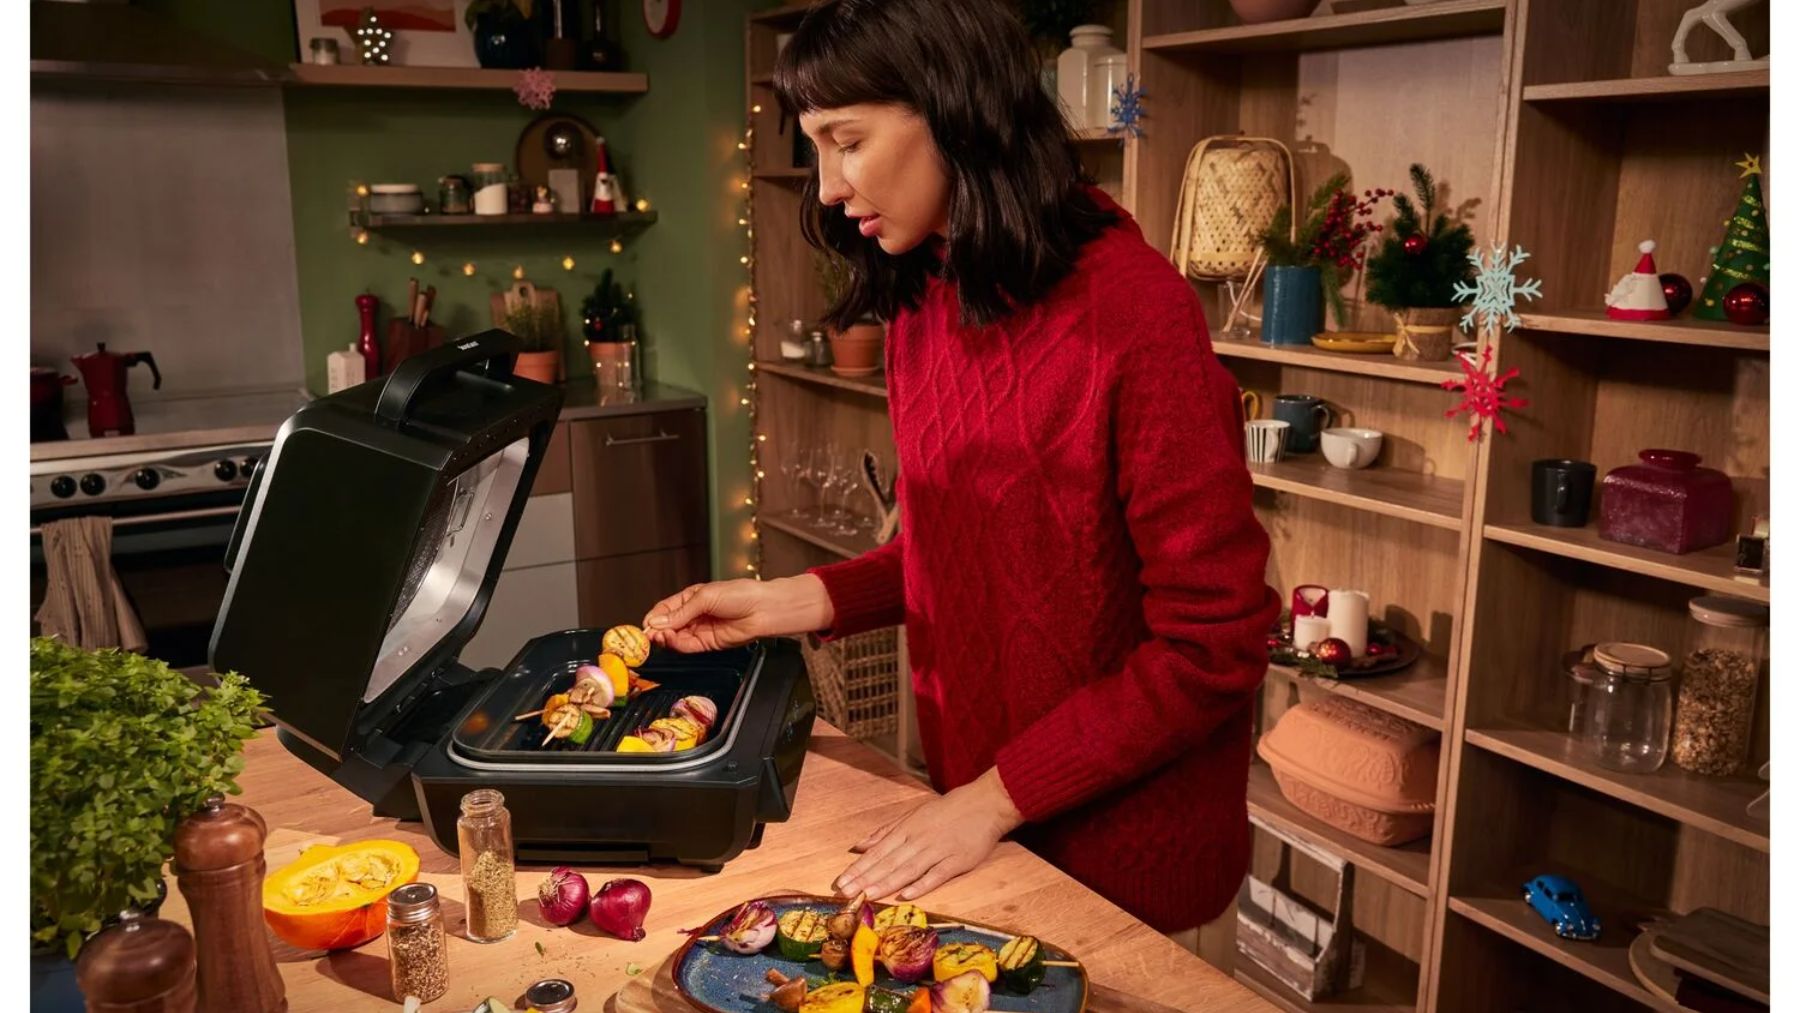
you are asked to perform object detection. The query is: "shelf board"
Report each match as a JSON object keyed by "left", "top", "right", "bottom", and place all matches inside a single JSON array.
[
  {"left": 753, "top": 167, "right": 813, "bottom": 183},
  {"left": 1249, "top": 456, "right": 1464, "bottom": 530},
  {"left": 1232, "top": 942, "right": 1418, "bottom": 1013},
  {"left": 1465, "top": 725, "right": 1769, "bottom": 852},
  {"left": 1246, "top": 764, "right": 1432, "bottom": 898},
  {"left": 1142, "top": 0, "right": 1504, "bottom": 55},
  {"left": 1522, "top": 69, "right": 1769, "bottom": 104},
  {"left": 1071, "top": 126, "right": 1126, "bottom": 144},
  {"left": 1447, "top": 894, "right": 1680, "bottom": 1012},
  {"left": 750, "top": 2, "right": 816, "bottom": 26},
  {"left": 762, "top": 509, "right": 879, "bottom": 561},
  {"left": 758, "top": 360, "right": 888, "bottom": 399},
  {"left": 1265, "top": 657, "right": 1447, "bottom": 731},
  {"left": 355, "top": 210, "right": 657, "bottom": 230},
  {"left": 1518, "top": 309, "right": 1768, "bottom": 351},
  {"left": 288, "top": 63, "right": 648, "bottom": 93},
  {"left": 1213, "top": 338, "right": 1464, "bottom": 386},
  {"left": 751, "top": 72, "right": 776, "bottom": 86},
  {"left": 1483, "top": 521, "right": 1769, "bottom": 604}
]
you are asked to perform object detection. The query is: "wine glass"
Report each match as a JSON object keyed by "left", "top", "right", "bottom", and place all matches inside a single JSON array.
[
  {"left": 797, "top": 446, "right": 826, "bottom": 525},
  {"left": 830, "top": 449, "right": 862, "bottom": 536},
  {"left": 778, "top": 438, "right": 805, "bottom": 519}
]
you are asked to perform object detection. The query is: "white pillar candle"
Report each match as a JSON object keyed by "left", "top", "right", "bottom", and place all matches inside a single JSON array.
[
  {"left": 1293, "top": 615, "right": 1332, "bottom": 652},
  {"left": 1327, "top": 589, "right": 1370, "bottom": 658}
]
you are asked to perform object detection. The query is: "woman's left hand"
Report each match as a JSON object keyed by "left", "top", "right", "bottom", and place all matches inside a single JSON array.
[{"left": 834, "top": 767, "right": 1025, "bottom": 902}]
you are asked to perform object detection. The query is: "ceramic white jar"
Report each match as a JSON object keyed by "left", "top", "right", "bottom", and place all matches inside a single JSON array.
[
  {"left": 1090, "top": 50, "right": 1129, "bottom": 132},
  {"left": 1056, "top": 24, "right": 1118, "bottom": 130}
]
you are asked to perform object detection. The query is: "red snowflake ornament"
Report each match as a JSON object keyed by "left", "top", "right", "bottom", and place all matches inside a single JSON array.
[
  {"left": 1443, "top": 346, "right": 1527, "bottom": 442},
  {"left": 514, "top": 68, "right": 556, "bottom": 111}
]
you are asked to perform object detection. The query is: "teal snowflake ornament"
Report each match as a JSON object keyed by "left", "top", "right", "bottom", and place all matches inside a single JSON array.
[
  {"left": 1453, "top": 243, "right": 1543, "bottom": 335},
  {"left": 1109, "top": 74, "right": 1146, "bottom": 139}
]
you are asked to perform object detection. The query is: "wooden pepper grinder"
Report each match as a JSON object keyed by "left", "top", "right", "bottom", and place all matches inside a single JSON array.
[
  {"left": 172, "top": 797, "right": 286, "bottom": 1013},
  {"left": 355, "top": 293, "right": 381, "bottom": 380},
  {"left": 75, "top": 910, "right": 198, "bottom": 1013}
]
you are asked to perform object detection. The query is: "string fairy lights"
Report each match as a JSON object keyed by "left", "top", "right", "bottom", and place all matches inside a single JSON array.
[{"left": 739, "top": 104, "right": 763, "bottom": 578}]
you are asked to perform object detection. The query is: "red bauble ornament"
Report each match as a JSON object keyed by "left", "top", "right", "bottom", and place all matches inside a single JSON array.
[
  {"left": 1659, "top": 273, "right": 1693, "bottom": 316},
  {"left": 1723, "top": 282, "right": 1768, "bottom": 326},
  {"left": 1313, "top": 638, "right": 1353, "bottom": 667},
  {"left": 1402, "top": 234, "right": 1427, "bottom": 256}
]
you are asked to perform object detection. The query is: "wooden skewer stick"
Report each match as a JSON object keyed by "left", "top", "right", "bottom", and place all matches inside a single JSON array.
[
  {"left": 1224, "top": 248, "right": 1269, "bottom": 335},
  {"left": 1043, "top": 960, "right": 1081, "bottom": 967},
  {"left": 514, "top": 709, "right": 545, "bottom": 721}
]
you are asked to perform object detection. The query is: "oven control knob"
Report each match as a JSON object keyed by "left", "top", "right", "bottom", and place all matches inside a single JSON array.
[
  {"left": 80, "top": 473, "right": 105, "bottom": 496},
  {"left": 50, "top": 476, "right": 77, "bottom": 499},
  {"left": 213, "top": 459, "right": 238, "bottom": 481},
  {"left": 134, "top": 468, "right": 161, "bottom": 491},
  {"left": 240, "top": 456, "right": 260, "bottom": 476}
]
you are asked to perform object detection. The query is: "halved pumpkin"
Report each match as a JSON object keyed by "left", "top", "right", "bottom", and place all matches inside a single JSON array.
[{"left": 262, "top": 839, "right": 419, "bottom": 950}]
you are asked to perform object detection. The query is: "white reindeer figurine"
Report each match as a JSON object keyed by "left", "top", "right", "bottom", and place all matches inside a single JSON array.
[{"left": 1670, "top": 0, "right": 1768, "bottom": 75}]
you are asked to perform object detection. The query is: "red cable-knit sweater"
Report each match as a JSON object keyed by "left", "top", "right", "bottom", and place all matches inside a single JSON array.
[{"left": 809, "top": 189, "right": 1280, "bottom": 932}]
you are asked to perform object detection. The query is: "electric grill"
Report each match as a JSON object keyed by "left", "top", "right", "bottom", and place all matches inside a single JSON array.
[{"left": 210, "top": 332, "right": 815, "bottom": 870}]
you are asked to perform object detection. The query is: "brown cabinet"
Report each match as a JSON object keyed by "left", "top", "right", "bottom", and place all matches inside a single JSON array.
[
  {"left": 531, "top": 421, "right": 572, "bottom": 497},
  {"left": 571, "top": 409, "right": 709, "bottom": 559},
  {"left": 576, "top": 544, "right": 710, "bottom": 628}
]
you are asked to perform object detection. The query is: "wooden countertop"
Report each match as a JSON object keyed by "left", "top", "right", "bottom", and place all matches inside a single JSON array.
[{"left": 157, "top": 724, "right": 1267, "bottom": 1012}]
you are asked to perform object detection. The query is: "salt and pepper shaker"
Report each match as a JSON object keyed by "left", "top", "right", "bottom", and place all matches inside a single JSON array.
[
  {"left": 172, "top": 797, "right": 286, "bottom": 1013},
  {"left": 525, "top": 978, "right": 579, "bottom": 1012},
  {"left": 75, "top": 910, "right": 198, "bottom": 1013},
  {"left": 804, "top": 329, "right": 833, "bottom": 369},
  {"left": 355, "top": 293, "right": 381, "bottom": 380}
]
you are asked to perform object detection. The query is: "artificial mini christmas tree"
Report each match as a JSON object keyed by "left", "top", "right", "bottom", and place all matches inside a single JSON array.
[
  {"left": 1365, "top": 164, "right": 1475, "bottom": 360},
  {"left": 1694, "top": 154, "right": 1770, "bottom": 321}
]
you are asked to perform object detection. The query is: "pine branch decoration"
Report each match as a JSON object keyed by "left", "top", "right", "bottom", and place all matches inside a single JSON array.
[{"left": 1364, "top": 162, "right": 1476, "bottom": 311}]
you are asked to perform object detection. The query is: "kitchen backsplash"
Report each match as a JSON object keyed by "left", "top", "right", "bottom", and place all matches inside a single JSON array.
[{"left": 31, "top": 85, "right": 306, "bottom": 402}]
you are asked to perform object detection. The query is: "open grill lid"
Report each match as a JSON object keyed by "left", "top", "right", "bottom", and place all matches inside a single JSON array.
[{"left": 210, "top": 332, "right": 563, "bottom": 761}]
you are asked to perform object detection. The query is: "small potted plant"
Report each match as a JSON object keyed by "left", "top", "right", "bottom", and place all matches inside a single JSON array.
[
  {"left": 506, "top": 298, "right": 565, "bottom": 384},
  {"left": 814, "top": 249, "right": 884, "bottom": 377},
  {"left": 30, "top": 638, "right": 265, "bottom": 996},
  {"left": 1257, "top": 174, "right": 1386, "bottom": 346},
  {"left": 1363, "top": 164, "right": 1476, "bottom": 361},
  {"left": 582, "top": 270, "right": 638, "bottom": 354}
]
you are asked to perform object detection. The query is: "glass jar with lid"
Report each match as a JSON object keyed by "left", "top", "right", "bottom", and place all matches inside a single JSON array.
[
  {"left": 457, "top": 789, "right": 518, "bottom": 942},
  {"left": 1671, "top": 595, "right": 1767, "bottom": 776},
  {"left": 386, "top": 882, "right": 449, "bottom": 1002},
  {"left": 1582, "top": 642, "right": 1673, "bottom": 773},
  {"left": 472, "top": 162, "right": 509, "bottom": 216}
]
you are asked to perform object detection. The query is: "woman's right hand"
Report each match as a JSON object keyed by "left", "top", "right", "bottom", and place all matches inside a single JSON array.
[{"left": 642, "top": 574, "right": 835, "bottom": 652}]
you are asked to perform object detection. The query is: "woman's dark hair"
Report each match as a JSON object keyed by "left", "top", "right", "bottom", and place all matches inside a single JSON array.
[{"left": 773, "top": 0, "right": 1118, "bottom": 329}]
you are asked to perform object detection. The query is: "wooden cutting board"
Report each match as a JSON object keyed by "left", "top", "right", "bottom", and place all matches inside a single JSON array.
[
  {"left": 1648, "top": 908, "right": 1769, "bottom": 1004},
  {"left": 608, "top": 952, "right": 1187, "bottom": 1013}
]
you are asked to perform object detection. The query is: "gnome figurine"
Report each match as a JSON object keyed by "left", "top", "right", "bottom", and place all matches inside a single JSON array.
[{"left": 1605, "top": 240, "right": 1672, "bottom": 321}]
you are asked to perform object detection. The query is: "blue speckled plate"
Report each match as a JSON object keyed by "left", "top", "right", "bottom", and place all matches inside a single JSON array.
[{"left": 673, "top": 894, "right": 1089, "bottom": 1013}]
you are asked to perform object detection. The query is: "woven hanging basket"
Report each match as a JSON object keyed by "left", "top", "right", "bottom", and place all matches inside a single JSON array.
[{"left": 1169, "top": 136, "right": 1297, "bottom": 282}]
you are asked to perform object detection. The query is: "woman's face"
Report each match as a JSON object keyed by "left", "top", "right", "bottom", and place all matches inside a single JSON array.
[{"left": 800, "top": 103, "right": 950, "bottom": 255}]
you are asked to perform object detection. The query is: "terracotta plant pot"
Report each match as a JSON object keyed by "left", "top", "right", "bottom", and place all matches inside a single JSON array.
[
  {"left": 828, "top": 322, "right": 884, "bottom": 378},
  {"left": 1393, "top": 307, "right": 1459, "bottom": 362},
  {"left": 1228, "top": 0, "right": 1317, "bottom": 24},
  {"left": 514, "top": 348, "right": 562, "bottom": 385}
]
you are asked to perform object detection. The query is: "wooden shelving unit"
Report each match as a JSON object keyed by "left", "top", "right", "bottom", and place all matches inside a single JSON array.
[
  {"left": 288, "top": 63, "right": 648, "bottom": 92},
  {"left": 758, "top": 361, "right": 888, "bottom": 399},
  {"left": 749, "top": 3, "right": 1768, "bottom": 1010}
]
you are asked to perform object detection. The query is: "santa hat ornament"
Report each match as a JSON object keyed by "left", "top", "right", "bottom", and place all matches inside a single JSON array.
[{"left": 1604, "top": 240, "right": 1672, "bottom": 321}]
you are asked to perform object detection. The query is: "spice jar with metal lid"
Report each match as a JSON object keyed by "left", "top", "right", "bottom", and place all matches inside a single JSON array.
[
  {"left": 387, "top": 882, "right": 449, "bottom": 1002},
  {"left": 1672, "top": 595, "right": 1767, "bottom": 776},
  {"left": 1582, "top": 642, "right": 1674, "bottom": 773},
  {"left": 458, "top": 788, "right": 519, "bottom": 942},
  {"left": 526, "top": 978, "right": 579, "bottom": 1012}
]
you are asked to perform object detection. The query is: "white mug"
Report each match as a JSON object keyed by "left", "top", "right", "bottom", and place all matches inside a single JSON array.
[
  {"left": 1245, "top": 420, "right": 1290, "bottom": 464},
  {"left": 1327, "top": 589, "right": 1370, "bottom": 658}
]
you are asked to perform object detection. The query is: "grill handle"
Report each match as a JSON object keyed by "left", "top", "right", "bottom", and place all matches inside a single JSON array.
[
  {"left": 603, "top": 430, "right": 679, "bottom": 447},
  {"left": 376, "top": 328, "right": 519, "bottom": 426},
  {"left": 223, "top": 458, "right": 266, "bottom": 575}
]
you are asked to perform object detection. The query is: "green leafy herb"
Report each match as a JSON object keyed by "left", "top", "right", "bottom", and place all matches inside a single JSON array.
[
  {"left": 536, "top": 940, "right": 546, "bottom": 957},
  {"left": 626, "top": 961, "right": 644, "bottom": 976},
  {"left": 1364, "top": 164, "right": 1477, "bottom": 311},
  {"left": 31, "top": 638, "right": 266, "bottom": 958}
]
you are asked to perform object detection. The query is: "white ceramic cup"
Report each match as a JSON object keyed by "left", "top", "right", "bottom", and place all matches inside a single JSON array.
[
  {"left": 1327, "top": 589, "right": 1370, "bottom": 658},
  {"left": 1320, "top": 427, "right": 1385, "bottom": 469},
  {"left": 1293, "top": 615, "right": 1332, "bottom": 652},
  {"left": 1245, "top": 420, "right": 1290, "bottom": 464}
]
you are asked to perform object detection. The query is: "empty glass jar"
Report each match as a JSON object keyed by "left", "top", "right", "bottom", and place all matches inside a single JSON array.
[
  {"left": 1583, "top": 642, "right": 1673, "bottom": 773},
  {"left": 1671, "top": 595, "right": 1767, "bottom": 776}
]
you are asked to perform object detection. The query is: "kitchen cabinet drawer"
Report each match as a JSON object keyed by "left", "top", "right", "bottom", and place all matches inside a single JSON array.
[
  {"left": 577, "top": 544, "right": 709, "bottom": 629},
  {"left": 571, "top": 409, "right": 708, "bottom": 559},
  {"left": 462, "top": 561, "right": 580, "bottom": 670},
  {"left": 531, "top": 421, "right": 571, "bottom": 497},
  {"left": 508, "top": 492, "right": 575, "bottom": 569}
]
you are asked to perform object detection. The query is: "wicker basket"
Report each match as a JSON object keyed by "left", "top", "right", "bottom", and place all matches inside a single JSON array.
[
  {"left": 800, "top": 627, "right": 900, "bottom": 739},
  {"left": 1169, "top": 135, "right": 1296, "bottom": 281}
]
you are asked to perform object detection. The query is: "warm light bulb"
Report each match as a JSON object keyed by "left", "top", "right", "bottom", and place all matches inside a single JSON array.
[
  {"left": 744, "top": 496, "right": 754, "bottom": 506},
  {"left": 410, "top": 250, "right": 425, "bottom": 265},
  {"left": 635, "top": 198, "right": 650, "bottom": 213},
  {"left": 562, "top": 256, "right": 575, "bottom": 271},
  {"left": 737, "top": 142, "right": 747, "bottom": 150},
  {"left": 738, "top": 218, "right": 747, "bottom": 226},
  {"left": 355, "top": 184, "right": 370, "bottom": 197},
  {"left": 354, "top": 230, "right": 370, "bottom": 245},
  {"left": 462, "top": 262, "right": 476, "bottom": 276},
  {"left": 752, "top": 104, "right": 763, "bottom": 113},
  {"left": 758, "top": 434, "right": 767, "bottom": 442},
  {"left": 739, "top": 255, "right": 749, "bottom": 265},
  {"left": 740, "top": 180, "right": 750, "bottom": 190},
  {"left": 610, "top": 239, "right": 624, "bottom": 254},
  {"left": 739, "top": 397, "right": 750, "bottom": 406},
  {"left": 747, "top": 362, "right": 757, "bottom": 371}
]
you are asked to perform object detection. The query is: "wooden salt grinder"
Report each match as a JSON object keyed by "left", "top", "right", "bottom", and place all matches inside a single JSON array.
[
  {"left": 75, "top": 910, "right": 198, "bottom": 1013},
  {"left": 172, "top": 797, "right": 286, "bottom": 1013}
]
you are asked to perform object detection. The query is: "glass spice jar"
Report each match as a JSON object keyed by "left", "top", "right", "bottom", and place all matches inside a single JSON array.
[
  {"left": 1671, "top": 595, "right": 1767, "bottom": 776},
  {"left": 1562, "top": 645, "right": 1601, "bottom": 734},
  {"left": 1582, "top": 642, "right": 1674, "bottom": 773},
  {"left": 387, "top": 883, "right": 449, "bottom": 1003},
  {"left": 458, "top": 789, "right": 518, "bottom": 942},
  {"left": 525, "top": 978, "right": 579, "bottom": 1012}
]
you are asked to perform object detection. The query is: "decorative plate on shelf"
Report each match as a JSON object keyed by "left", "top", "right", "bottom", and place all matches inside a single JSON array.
[
  {"left": 1311, "top": 332, "right": 1398, "bottom": 354},
  {"left": 673, "top": 894, "right": 1089, "bottom": 1013},
  {"left": 1267, "top": 613, "right": 1421, "bottom": 679}
]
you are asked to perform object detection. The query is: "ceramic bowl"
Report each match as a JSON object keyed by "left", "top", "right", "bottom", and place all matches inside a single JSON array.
[{"left": 1320, "top": 427, "right": 1383, "bottom": 469}]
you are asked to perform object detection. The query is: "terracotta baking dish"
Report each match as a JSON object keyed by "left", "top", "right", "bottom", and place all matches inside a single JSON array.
[{"left": 1256, "top": 696, "right": 1439, "bottom": 846}]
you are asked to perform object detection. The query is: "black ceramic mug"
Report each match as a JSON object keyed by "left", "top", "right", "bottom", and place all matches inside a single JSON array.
[
  {"left": 1272, "top": 394, "right": 1336, "bottom": 454},
  {"left": 1532, "top": 458, "right": 1597, "bottom": 527}
]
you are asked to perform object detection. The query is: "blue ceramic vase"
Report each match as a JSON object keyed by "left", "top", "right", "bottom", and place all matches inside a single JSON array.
[{"left": 1262, "top": 265, "right": 1323, "bottom": 346}]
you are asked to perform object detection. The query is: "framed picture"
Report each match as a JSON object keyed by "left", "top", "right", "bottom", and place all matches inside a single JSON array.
[{"left": 292, "top": 0, "right": 479, "bottom": 67}]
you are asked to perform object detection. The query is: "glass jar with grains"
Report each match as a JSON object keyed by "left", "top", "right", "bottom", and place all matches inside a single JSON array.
[
  {"left": 458, "top": 789, "right": 519, "bottom": 942},
  {"left": 1671, "top": 595, "right": 1767, "bottom": 776},
  {"left": 387, "top": 882, "right": 449, "bottom": 1002}
]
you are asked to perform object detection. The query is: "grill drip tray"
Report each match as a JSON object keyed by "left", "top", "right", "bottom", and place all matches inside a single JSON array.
[{"left": 451, "top": 629, "right": 748, "bottom": 765}]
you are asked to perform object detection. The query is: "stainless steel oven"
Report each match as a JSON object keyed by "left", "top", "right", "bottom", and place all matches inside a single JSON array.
[{"left": 30, "top": 442, "right": 270, "bottom": 669}]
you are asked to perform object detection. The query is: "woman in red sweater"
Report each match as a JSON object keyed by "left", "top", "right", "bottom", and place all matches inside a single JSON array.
[{"left": 644, "top": 0, "right": 1278, "bottom": 933}]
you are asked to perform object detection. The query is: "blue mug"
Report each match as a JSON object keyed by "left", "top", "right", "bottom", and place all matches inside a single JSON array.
[
  {"left": 1261, "top": 265, "right": 1322, "bottom": 346},
  {"left": 1272, "top": 394, "right": 1336, "bottom": 454}
]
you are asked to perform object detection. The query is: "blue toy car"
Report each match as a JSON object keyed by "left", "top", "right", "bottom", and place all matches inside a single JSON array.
[{"left": 1522, "top": 874, "right": 1601, "bottom": 941}]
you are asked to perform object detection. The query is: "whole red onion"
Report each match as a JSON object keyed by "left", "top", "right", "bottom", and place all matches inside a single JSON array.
[
  {"left": 590, "top": 877, "right": 652, "bottom": 941},
  {"left": 537, "top": 866, "right": 590, "bottom": 926}
]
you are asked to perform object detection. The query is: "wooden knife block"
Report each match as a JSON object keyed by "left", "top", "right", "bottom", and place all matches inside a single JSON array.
[{"left": 384, "top": 320, "right": 446, "bottom": 373}]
